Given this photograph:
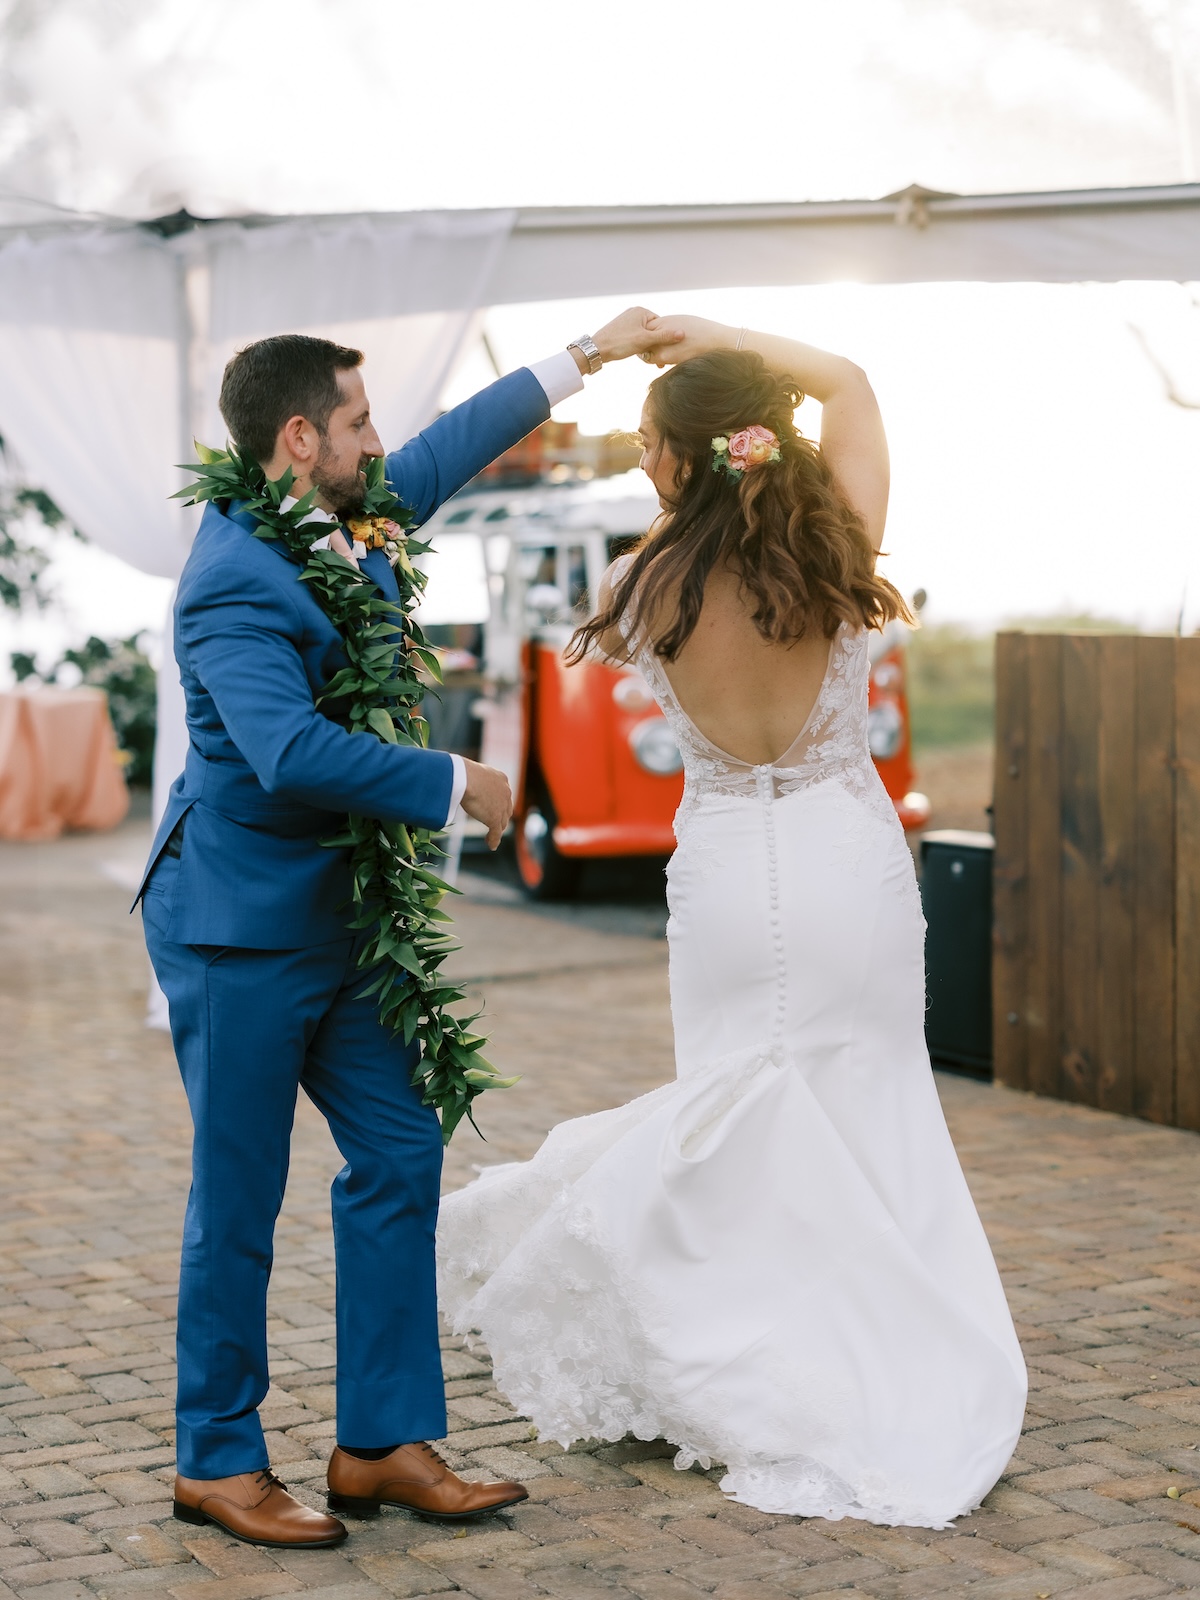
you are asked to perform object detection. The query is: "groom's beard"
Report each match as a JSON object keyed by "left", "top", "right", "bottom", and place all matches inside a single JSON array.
[{"left": 313, "top": 448, "right": 369, "bottom": 520}]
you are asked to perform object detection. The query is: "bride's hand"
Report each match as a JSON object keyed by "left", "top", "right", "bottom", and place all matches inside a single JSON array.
[
  {"left": 591, "top": 306, "right": 686, "bottom": 365},
  {"left": 640, "top": 314, "right": 736, "bottom": 368}
]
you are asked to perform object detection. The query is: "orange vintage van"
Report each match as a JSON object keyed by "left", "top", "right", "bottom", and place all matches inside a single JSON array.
[{"left": 417, "top": 451, "right": 929, "bottom": 899}]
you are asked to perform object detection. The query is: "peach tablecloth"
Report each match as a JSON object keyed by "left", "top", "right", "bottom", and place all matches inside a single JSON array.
[{"left": 0, "top": 688, "right": 130, "bottom": 841}]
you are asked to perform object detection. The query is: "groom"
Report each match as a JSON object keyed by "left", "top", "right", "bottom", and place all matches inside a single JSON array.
[{"left": 135, "top": 308, "right": 679, "bottom": 1547}]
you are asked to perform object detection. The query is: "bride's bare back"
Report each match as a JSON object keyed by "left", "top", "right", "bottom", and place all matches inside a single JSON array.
[{"left": 658, "top": 565, "right": 833, "bottom": 766}]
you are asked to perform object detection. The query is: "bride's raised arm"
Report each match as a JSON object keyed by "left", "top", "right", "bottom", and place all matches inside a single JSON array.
[{"left": 645, "top": 315, "right": 890, "bottom": 551}]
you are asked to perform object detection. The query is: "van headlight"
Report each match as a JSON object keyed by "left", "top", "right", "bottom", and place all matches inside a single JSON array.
[
  {"left": 629, "top": 717, "right": 683, "bottom": 776},
  {"left": 613, "top": 673, "right": 655, "bottom": 712},
  {"left": 867, "top": 700, "right": 903, "bottom": 759}
]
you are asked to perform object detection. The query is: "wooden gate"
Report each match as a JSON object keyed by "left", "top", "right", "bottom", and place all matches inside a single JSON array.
[{"left": 993, "top": 631, "right": 1200, "bottom": 1129}]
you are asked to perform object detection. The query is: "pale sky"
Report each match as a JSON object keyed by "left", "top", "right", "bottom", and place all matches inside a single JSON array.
[{"left": 3, "top": 0, "right": 1200, "bottom": 663}]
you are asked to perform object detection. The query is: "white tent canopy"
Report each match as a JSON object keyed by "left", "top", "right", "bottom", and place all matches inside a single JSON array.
[
  {"left": 4, "top": 179, "right": 1199, "bottom": 583},
  {"left": 2, "top": 178, "right": 1199, "bottom": 816}
]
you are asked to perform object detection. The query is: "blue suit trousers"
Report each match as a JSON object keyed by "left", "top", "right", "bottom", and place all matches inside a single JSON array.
[{"left": 142, "top": 856, "right": 446, "bottom": 1480}]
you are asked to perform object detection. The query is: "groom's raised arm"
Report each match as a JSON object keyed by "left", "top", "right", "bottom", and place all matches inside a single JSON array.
[{"left": 383, "top": 352, "right": 583, "bottom": 527}]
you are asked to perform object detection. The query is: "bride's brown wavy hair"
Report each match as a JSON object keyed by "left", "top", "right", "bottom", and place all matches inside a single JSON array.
[{"left": 568, "top": 349, "right": 912, "bottom": 664}]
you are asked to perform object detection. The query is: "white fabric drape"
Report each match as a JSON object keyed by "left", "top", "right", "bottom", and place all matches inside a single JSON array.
[
  {"left": 0, "top": 208, "right": 516, "bottom": 826},
  {"left": 0, "top": 210, "right": 517, "bottom": 573},
  {"left": 0, "top": 228, "right": 193, "bottom": 580},
  {"left": 205, "top": 309, "right": 489, "bottom": 460},
  {"left": 198, "top": 209, "right": 517, "bottom": 444}
]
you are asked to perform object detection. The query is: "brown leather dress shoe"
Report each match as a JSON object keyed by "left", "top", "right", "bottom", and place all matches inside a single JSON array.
[
  {"left": 174, "top": 1468, "right": 347, "bottom": 1547},
  {"left": 327, "top": 1442, "right": 528, "bottom": 1522}
]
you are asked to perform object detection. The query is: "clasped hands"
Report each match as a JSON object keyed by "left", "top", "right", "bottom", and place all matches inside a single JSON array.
[
  {"left": 574, "top": 305, "right": 731, "bottom": 375},
  {"left": 587, "top": 307, "right": 728, "bottom": 370}
]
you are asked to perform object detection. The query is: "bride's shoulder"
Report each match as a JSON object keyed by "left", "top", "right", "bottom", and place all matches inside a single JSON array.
[
  {"left": 828, "top": 619, "right": 873, "bottom": 674},
  {"left": 606, "top": 551, "right": 637, "bottom": 588}
]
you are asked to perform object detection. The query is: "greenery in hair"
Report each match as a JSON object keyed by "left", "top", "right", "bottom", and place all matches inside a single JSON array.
[{"left": 175, "top": 445, "right": 514, "bottom": 1143}]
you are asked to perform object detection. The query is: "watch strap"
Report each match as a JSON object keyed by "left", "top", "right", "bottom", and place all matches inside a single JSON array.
[{"left": 568, "top": 333, "right": 603, "bottom": 375}]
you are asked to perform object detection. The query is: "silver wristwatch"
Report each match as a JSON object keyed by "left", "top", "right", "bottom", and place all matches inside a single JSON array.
[{"left": 567, "top": 333, "right": 602, "bottom": 375}]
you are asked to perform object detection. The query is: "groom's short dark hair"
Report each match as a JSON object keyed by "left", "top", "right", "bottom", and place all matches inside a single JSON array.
[{"left": 220, "top": 334, "right": 364, "bottom": 464}]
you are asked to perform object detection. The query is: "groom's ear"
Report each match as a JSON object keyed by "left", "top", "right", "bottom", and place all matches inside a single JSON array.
[
  {"left": 278, "top": 414, "right": 320, "bottom": 465},
  {"left": 261, "top": 414, "right": 319, "bottom": 482}
]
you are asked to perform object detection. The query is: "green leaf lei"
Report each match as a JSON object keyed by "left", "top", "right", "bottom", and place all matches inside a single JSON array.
[{"left": 175, "top": 444, "right": 516, "bottom": 1143}]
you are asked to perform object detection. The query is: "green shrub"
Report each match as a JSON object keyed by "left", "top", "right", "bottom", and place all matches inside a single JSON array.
[
  {"left": 906, "top": 625, "right": 995, "bottom": 750},
  {"left": 905, "top": 613, "right": 1141, "bottom": 751}
]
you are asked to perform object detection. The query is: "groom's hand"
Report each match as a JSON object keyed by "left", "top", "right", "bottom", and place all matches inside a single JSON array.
[
  {"left": 589, "top": 306, "right": 686, "bottom": 366},
  {"left": 461, "top": 759, "right": 514, "bottom": 850}
]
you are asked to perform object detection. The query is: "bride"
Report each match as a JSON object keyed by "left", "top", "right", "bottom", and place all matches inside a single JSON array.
[{"left": 436, "top": 316, "right": 1026, "bottom": 1528}]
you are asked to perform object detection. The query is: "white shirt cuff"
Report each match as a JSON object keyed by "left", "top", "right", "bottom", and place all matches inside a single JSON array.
[
  {"left": 528, "top": 348, "right": 586, "bottom": 409},
  {"left": 445, "top": 753, "right": 467, "bottom": 826}
]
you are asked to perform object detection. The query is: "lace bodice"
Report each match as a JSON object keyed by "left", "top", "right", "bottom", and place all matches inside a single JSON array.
[{"left": 612, "top": 558, "right": 897, "bottom": 839}]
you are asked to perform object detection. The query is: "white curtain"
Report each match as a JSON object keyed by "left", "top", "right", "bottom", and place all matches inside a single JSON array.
[
  {"left": 0, "top": 209, "right": 517, "bottom": 558},
  {"left": 199, "top": 209, "right": 517, "bottom": 444},
  {"left": 0, "top": 207, "right": 516, "bottom": 820},
  {"left": 0, "top": 228, "right": 193, "bottom": 580}
]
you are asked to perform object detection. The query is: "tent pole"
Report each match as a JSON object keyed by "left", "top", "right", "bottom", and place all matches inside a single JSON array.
[
  {"left": 481, "top": 327, "right": 503, "bottom": 379},
  {"left": 146, "top": 235, "right": 212, "bottom": 1031},
  {"left": 178, "top": 234, "right": 212, "bottom": 461}
]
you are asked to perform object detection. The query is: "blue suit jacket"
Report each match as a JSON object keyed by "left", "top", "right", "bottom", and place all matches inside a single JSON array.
[{"left": 135, "top": 367, "right": 550, "bottom": 948}]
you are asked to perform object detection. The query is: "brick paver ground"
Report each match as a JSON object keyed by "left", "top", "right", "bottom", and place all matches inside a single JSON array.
[{"left": 5, "top": 811, "right": 1200, "bottom": 1599}]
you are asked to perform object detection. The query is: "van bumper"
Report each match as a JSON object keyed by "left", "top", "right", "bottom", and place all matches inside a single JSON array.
[{"left": 553, "top": 822, "right": 677, "bottom": 857}]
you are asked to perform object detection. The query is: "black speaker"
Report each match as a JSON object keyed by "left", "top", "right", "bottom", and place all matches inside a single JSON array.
[{"left": 919, "top": 830, "right": 993, "bottom": 1075}]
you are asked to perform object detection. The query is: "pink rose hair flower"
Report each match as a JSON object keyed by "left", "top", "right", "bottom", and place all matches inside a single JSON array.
[{"left": 711, "top": 424, "right": 782, "bottom": 480}]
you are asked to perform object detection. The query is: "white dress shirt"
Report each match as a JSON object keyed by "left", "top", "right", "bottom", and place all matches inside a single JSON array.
[{"left": 283, "top": 350, "right": 587, "bottom": 827}]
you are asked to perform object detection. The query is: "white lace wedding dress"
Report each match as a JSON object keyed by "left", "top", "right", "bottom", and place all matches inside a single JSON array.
[{"left": 437, "top": 601, "right": 1027, "bottom": 1528}]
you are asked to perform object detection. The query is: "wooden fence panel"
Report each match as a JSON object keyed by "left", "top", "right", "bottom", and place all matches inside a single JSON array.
[
  {"left": 1060, "top": 636, "right": 1103, "bottom": 1106},
  {"left": 1134, "top": 635, "right": 1176, "bottom": 1125},
  {"left": 1024, "top": 634, "right": 1064, "bottom": 1101},
  {"left": 993, "top": 630, "right": 1196, "bottom": 1130},
  {"left": 992, "top": 632, "right": 1029, "bottom": 1092},
  {"left": 1095, "top": 635, "right": 1137, "bottom": 1115},
  {"left": 1176, "top": 638, "right": 1200, "bottom": 1132}
]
